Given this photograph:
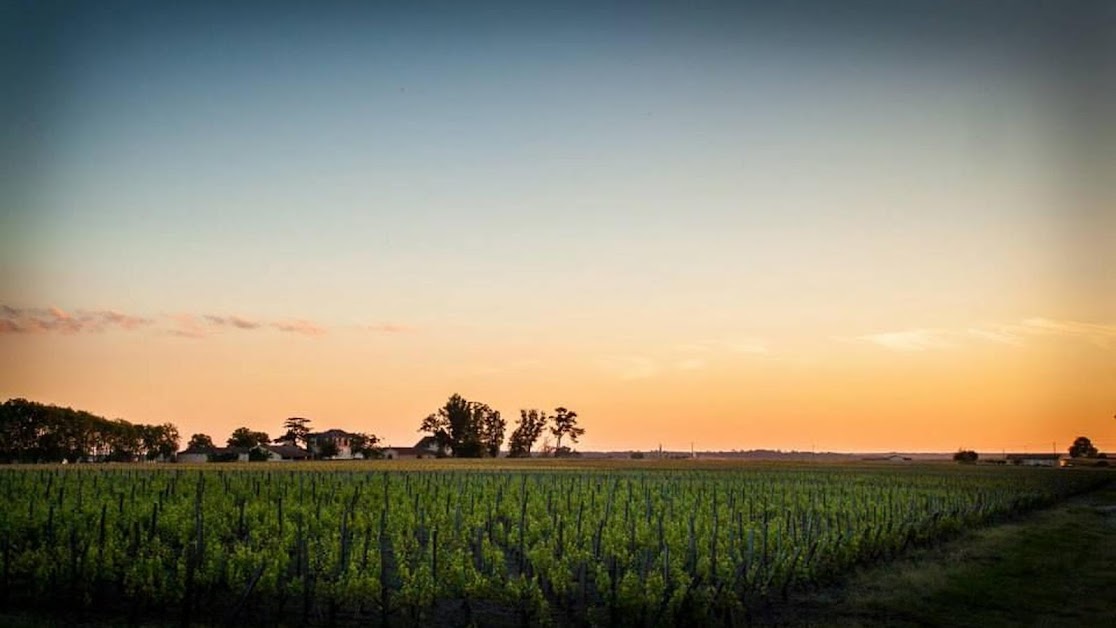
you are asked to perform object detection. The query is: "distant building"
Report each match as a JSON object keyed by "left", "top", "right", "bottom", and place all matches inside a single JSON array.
[
  {"left": 861, "top": 454, "right": 912, "bottom": 462},
  {"left": 260, "top": 443, "right": 312, "bottom": 461},
  {"left": 176, "top": 444, "right": 213, "bottom": 464},
  {"left": 383, "top": 436, "right": 444, "bottom": 460},
  {"left": 1005, "top": 453, "right": 1061, "bottom": 467},
  {"left": 306, "top": 429, "right": 359, "bottom": 459}
]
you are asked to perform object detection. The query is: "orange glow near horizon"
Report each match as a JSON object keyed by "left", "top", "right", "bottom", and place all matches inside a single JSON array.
[{"left": 2, "top": 318, "right": 1112, "bottom": 454}]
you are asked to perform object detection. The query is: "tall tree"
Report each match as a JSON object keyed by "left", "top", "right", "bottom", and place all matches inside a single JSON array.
[
  {"left": 227, "top": 427, "right": 270, "bottom": 449},
  {"left": 1069, "top": 436, "right": 1098, "bottom": 458},
  {"left": 508, "top": 409, "right": 549, "bottom": 458},
  {"left": 550, "top": 407, "right": 584, "bottom": 457},
  {"left": 280, "top": 417, "right": 312, "bottom": 447},
  {"left": 419, "top": 394, "right": 502, "bottom": 458},
  {"left": 476, "top": 404, "right": 505, "bottom": 457},
  {"left": 188, "top": 433, "right": 214, "bottom": 449},
  {"left": 140, "top": 423, "right": 180, "bottom": 460}
]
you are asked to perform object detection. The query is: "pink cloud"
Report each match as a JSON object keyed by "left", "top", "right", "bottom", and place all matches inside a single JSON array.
[
  {"left": 203, "top": 315, "right": 263, "bottom": 330},
  {"left": 274, "top": 319, "right": 327, "bottom": 336},
  {"left": 0, "top": 305, "right": 152, "bottom": 335}
]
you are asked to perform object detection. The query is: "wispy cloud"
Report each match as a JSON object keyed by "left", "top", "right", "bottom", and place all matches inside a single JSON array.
[
  {"left": 675, "top": 358, "right": 707, "bottom": 371},
  {"left": 2, "top": 304, "right": 338, "bottom": 339},
  {"left": 849, "top": 317, "right": 1116, "bottom": 352},
  {"left": 853, "top": 329, "right": 954, "bottom": 352},
  {"left": 1012, "top": 317, "right": 1116, "bottom": 347},
  {"left": 273, "top": 319, "right": 326, "bottom": 336},
  {"left": 0, "top": 306, "right": 153, "bottom": 335},
  {"left": 203, "top": 315, "right": 262, "bottom": 330}
]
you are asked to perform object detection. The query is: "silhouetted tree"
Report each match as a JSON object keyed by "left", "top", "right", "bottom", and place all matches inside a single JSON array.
[
  {"left": 953, "top": 449, "right": 978, "bottom": 463},
  {"left": 0, "top": 398, "right": 182, "bottom": 463},
  {"left": 280, "top": 417, "right": 312, "bottom": 447},
  {"left": 227, "top": 427, "right": 270, "bottom": 449},
  {"left": 550, "top": 407, "right": 584, "bottom": 456},
  {"left": 476, "top": 404, "right": 505, "bottom": 457},
  {"left": 1069, "top": 436, "right": 1098, "bottom": 458},
  {"left": 188, "top": 433, "right": 214, "bottom": 449},
  {"left": 350, "top": 432, "right": 382, "bottom": 458},
  {"left": 318, "top": 440, "right": 340, "bottom": 459},
  {"left": 419, "top": 394, "right": 503, "bottom": 458},
  {"left": 508, "top": 409, "right": 549, "bottom": 457}
]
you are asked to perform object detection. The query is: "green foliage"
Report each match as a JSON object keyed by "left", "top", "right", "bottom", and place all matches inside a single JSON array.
[{"left": 0, "top": 464, "right": 1105, "bottom": 625}]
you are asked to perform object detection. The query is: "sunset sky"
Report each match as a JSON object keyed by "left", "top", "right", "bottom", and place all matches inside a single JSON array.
[{"left": 2, "top": 1, "right": 1113, "bottom": 453}]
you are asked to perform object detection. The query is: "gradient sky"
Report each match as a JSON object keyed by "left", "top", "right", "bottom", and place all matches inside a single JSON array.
[{"left": 2, "top": 1, "right": 1113, "bottom": 453}]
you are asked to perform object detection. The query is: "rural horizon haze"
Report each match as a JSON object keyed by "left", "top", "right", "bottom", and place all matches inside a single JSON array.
[{"left": 2, "top": 1, "right": 1113, "bottom": 454}]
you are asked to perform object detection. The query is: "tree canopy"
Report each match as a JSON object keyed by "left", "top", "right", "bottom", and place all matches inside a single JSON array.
[
  {"left": 280, "top": 417, "right": 312, "bottom": 447},
  {"left": 187, "top": 433, "right": 214, "bottom": 449},
  {"left": 550, "top": 407, "right": 584, "bottom": 456},
  {"left": 0, "top": 398, "right": 180, "bottom": 463},
  {"left": 1069, "top": 436, "right": 1098, "bottom": 458},
  {"left": 227, "top": 427, "right": 270, "bottom": 449},
  {"left": 419, "top": 394, "right": 505, "bottom": 458},
  {"left": 508, "top": 409, "right": 548, "bottom": 458}
]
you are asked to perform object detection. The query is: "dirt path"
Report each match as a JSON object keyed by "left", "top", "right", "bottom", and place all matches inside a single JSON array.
[{"left": 777, "top": 478, "right": 1116, "bottom": 627}]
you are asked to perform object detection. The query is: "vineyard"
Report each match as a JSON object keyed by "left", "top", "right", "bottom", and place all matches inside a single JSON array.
[{"left": 0, "top": 462, "right": 1106, "bottom": 626}]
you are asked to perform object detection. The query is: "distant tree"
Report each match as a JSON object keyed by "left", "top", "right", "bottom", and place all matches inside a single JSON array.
[
  {"left": 106, "top": 419, "right": 142, "bottom": 462},
  {"left": 350, "top": 432, "right": 382, "bottom": 458},
  {"left": 508, "top": 409, "right": 549, "bottom": 458},
  {"left": 630, "top": 451, "right": 645, "bottom": 460},
  {"left": 419, "top": 393, "right": 502, "bottom": 458},
  {"left": 476, "top": 404, "right": 505, "bottom": 457},
  {"left": 280, "top": 417, "right": 312, "bottom": 447},
  {"left": 318, "top": 440, "right": 340, "bottom": 459},
  {"left": 227, "top": 427, "right": 270, "bottom": 449},
  {"left": 1069, "top": 436, "right": 1098, "bottom": 458},
  {"left": 953, "top": 449, "right": 978, "bottom": 463},
  {"left": 139, "top": 423, "right": 180, "bottom": 460},
  {"left": 188, "top": 433, "right": 214, "bottom": 449},
  {"left": 550, "top": 407, "right": 584, "bottom": 456}
]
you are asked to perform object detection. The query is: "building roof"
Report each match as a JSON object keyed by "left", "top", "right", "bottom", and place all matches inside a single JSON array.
[
  {"left": 385, "top": 446, "right": 419, "bottom": 455},
  {"left": 308, "top": 429, "right": 358, "bottom": 439},
  {"left": 266, "top": 444, "right": 311, "bottom": 458},
  {"left": 178, "top": 445, "right": 215, "bottom": 455},
  {"left": 415, "top": 436, "right": 441, "bottom": 450}
]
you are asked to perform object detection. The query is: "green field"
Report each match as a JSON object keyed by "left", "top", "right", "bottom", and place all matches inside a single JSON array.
[{"left": 0, "top": 461, "right": 1108, "bottom": 626}]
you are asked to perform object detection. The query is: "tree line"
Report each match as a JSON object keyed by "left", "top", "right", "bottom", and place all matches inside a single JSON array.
[
  {"left": 419, "top": 393, "right": 585, "bottom": 458},
  {"left": 0, "top": 398, "right": 179, "bottom": 463},
  {"left": 0, "top": 394, "right": 586, "bottom": 463}
]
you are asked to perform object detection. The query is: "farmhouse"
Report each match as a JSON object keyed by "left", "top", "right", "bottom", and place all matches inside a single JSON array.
[
  {"left": 383, "top": 436, "right": 444, "bottom": 460},
  {"left": 1005, "top": 453, "right": 1061, "bottom": 467},
  {"left": 306, "top": 429, "right": 359, "bottom": 459},
  {"left": 176, "top": 444, "right": 213, "bottom": 463},
  {"left": 260, "top": 443, "right": 312, "bottom": 461}
]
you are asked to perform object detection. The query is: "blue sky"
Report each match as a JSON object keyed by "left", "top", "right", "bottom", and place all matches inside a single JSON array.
[{"left": 2, "top": 1, "right": 1112, "bottom": 451}]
